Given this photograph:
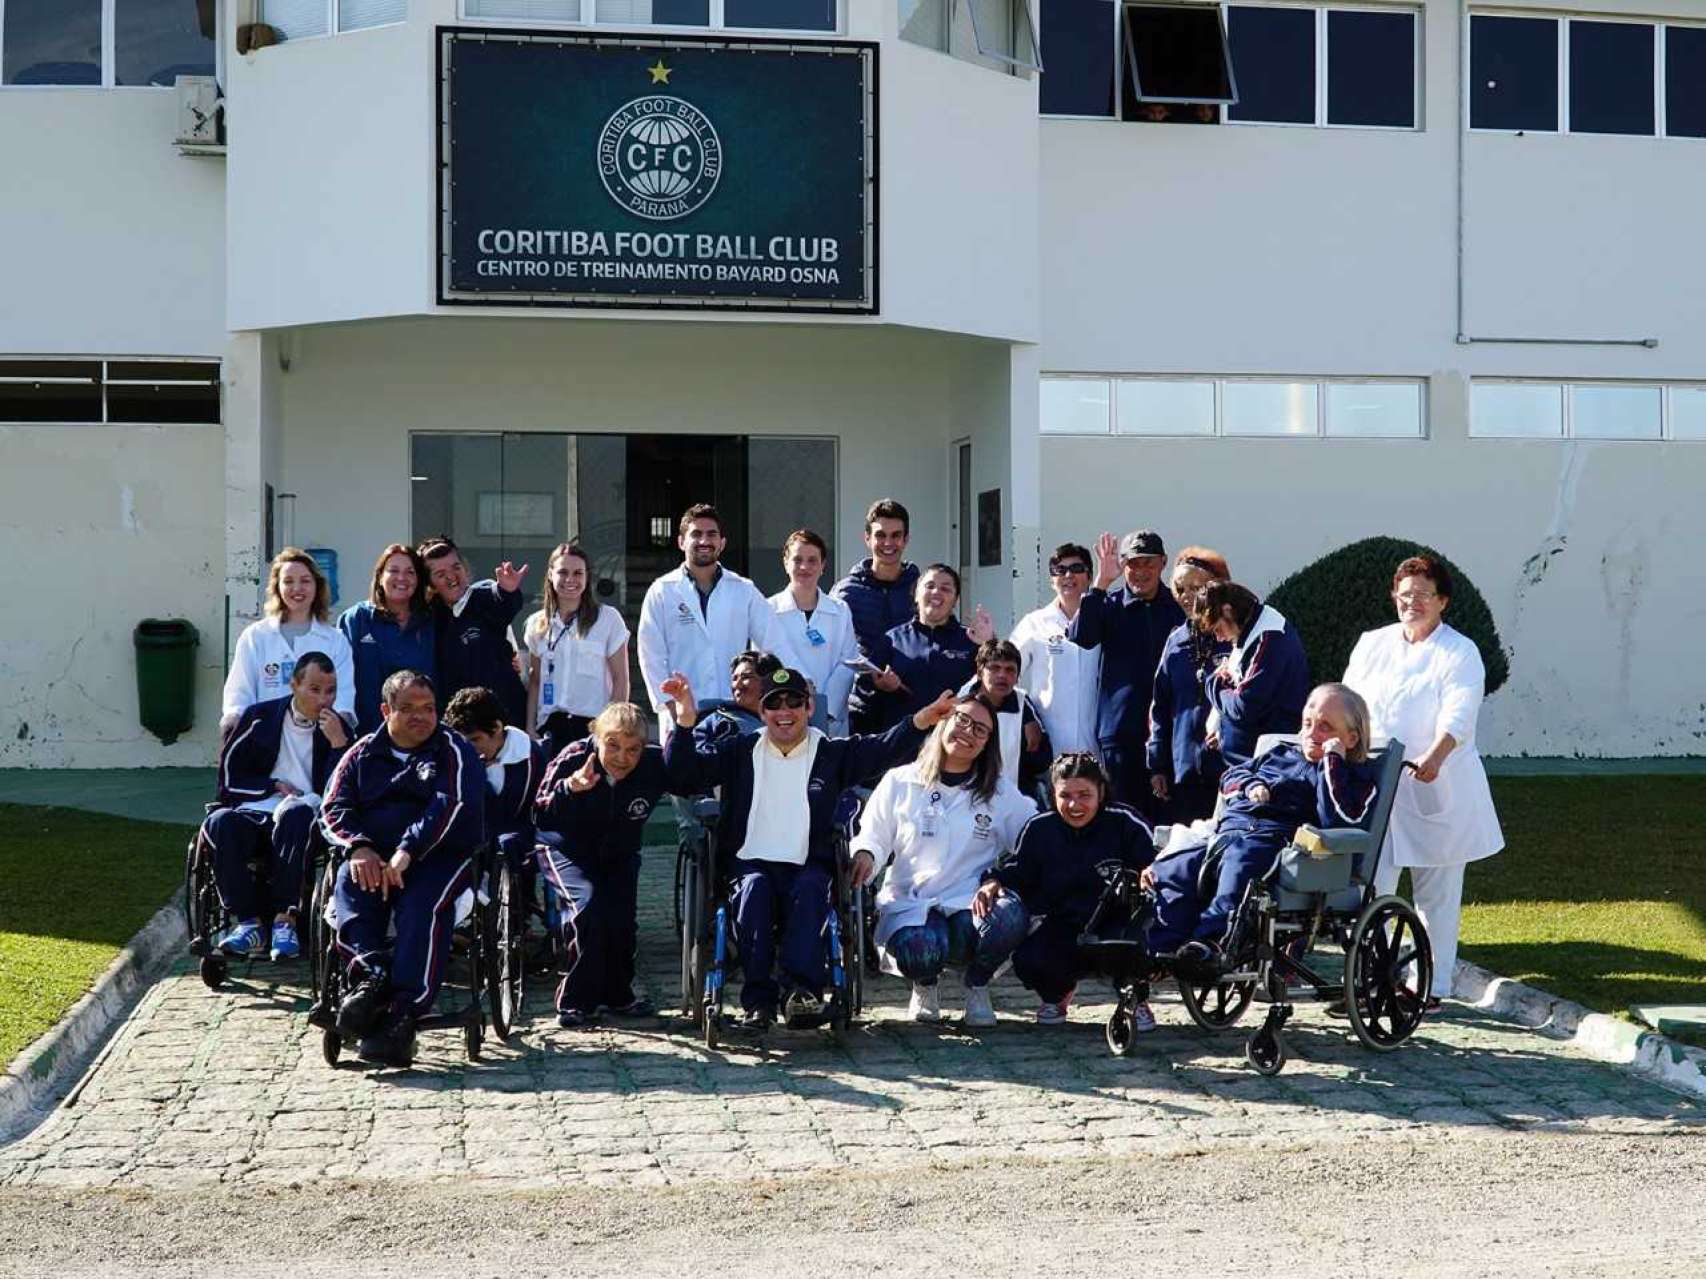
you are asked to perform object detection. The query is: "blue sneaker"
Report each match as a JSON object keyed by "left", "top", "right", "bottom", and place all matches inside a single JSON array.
[
  {"left": 269, "top": 919, "right": 301, "bottom": 962},
  {"left": 217, "top": 919, "right": 264, "bottom": 958}
]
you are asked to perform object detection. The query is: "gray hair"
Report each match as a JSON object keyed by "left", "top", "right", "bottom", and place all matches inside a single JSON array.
[{"left": 1309, "top": 682, "right": 1371, "bottom": 763}]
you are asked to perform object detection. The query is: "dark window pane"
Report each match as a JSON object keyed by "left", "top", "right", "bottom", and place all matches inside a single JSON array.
[
  {"left": 1667, "top": 26, "right": 1706, "bottom": 138},
  {"left": 2, "top": 0, "right": 102, "bottom": 85},
  {"left": 117, "top": 0, "right": 217, "bottom": 85},
  {"left": 107, "top": 360, "right": 219, "bottom": 383},
  {"left": 1568, "top": 21, "right": 1653, "bottom": 136},
  {"left": 594, "top": 0, "right": 708, "bottom": 23},
  {"left": 0, "top": 361, "right": 102, "bottom": 423},
  {"left": 1470, "top": 15, "right": 1558, "bottom": 131},
  {"left": 1041, "top": 0, "right": 1115, "bottom": 116},
  {"left": 1327, "top": 9, "right": 1414, "bottom": 127},
  {"left": 107, "top": 381, "right": 221, "bottom": 424},
  {"left": 724, "top": 0, "right": 834, "bottom": 30},
  {"left": 1226, "top": 5, "right": 1313, "bottom": 124},
  {"left": 1122, "top": 3, "right": 1235, "bottom": 102}
]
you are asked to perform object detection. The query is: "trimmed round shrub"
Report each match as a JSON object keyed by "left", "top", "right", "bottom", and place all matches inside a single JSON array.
[{"left": 1266, "top": 536, "right": 1509, "bottom": 696}]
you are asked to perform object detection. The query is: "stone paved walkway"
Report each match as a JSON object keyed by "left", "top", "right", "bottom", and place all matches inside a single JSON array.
[{"left": 4, "top": 852, "right": 1700, "bottom": 1189}]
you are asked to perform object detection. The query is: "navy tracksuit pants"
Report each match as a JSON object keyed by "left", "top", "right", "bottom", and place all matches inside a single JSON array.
[
  {"left": 204, "top": 802, "right": 316, "bottom": 921},
  {"left": 537, "top": 846, "right": 641, "bottom": 1016},
  {"left": 332, "top": 849, "right": 473, "bottom": 1014},
  {"left": 1147, "top": 825, "right": 1288, "bottom": 949},
  {"left": 732, "top": 860, "right": 831, "bottom": 1014},
  {"left": 990, "top": 893, "right": 1145, "bottom": 1005}
]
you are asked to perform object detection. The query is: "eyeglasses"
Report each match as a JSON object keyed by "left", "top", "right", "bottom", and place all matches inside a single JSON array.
[
  {"left": 764, "top": 692, "right": 808, "bottom": 710},
  {"left": 948, "top": 711, "right": 992, "bottom": 740},
  {"left": 1394, "top": 590, "right": 1438, "bottom": 604},
  {"left": 1049, "top": 562, "right": 1090, "bottom": 577}
]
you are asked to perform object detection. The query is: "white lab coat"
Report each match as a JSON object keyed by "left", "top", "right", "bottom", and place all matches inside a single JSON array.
[
  {"left": 1011, "top": 601, "right": 1100, "bottom": 754},
  {"left": 853, "top": 762, "right": 1039, "bottom": 974},
  {"left": 766, "top": 588, "right": 859, "bottom": 728},
  {"left": 1344, "top": 622, "right": 1504, "bottom": 869},
  {"left": 221, "top": 617, "right": 355, "bottom": 724},
  {"left": 636, "top": 565, "right": 776, "bottom": 714}
]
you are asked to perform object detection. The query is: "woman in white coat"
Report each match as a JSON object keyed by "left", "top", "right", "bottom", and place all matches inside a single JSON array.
[
  {"left": 221, "top": 548, "right": 354, "bottom": 735},
  {"left": 766, "top": 529, "right": 859, "bottom": 731},
  {"left": 849, "top": 693, "right": 1039, "bottom": 1027},
  {"left": 1344, "top": 554, "right": 1503, "bottom": 1006}
]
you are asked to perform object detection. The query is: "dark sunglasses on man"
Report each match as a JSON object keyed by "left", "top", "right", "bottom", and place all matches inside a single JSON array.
[{"left": 764, "top": 691, "right": 809, "bottom": 710}]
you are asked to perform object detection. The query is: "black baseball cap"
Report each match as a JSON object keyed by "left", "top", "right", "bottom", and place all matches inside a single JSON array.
[
  {"left": 1118, "top": 529, "right": 1165, "bottom": 560},
  {"left": 758, "top": 667, "right": 811, "bottom": 704}
]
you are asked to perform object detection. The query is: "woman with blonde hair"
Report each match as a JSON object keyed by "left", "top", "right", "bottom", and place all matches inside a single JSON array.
[
  {"left": 523, "top": 543, "right": 630, "bottom": 761},
  {"left": 221, "top": 547, "right": 354, "bottom": 735},
  {"left": 337, "top": 543, "right": 435, "bottom": 734}
]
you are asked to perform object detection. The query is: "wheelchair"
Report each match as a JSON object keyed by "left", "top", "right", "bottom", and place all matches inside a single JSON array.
[
  {"left": 184, "top": 804, "right": 318, "bottom": 991},
  {"left": 1158, "top": 737, "right": 1432, "bottom": 1076},
  {"left": 679, "top": 796, "right": 866, "bottom": 1049},
  {"left": 304, "top": 836, "right": 517, "bottom": 1066},
  {"left": 1075, "top": 860, "right": 1160, "bottom": 1056}
]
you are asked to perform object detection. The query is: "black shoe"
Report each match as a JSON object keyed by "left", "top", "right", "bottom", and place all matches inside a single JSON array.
[
  {"left": 740, "top": 1007, "right": 773, "bottom": 1034},
  {"left": 558, "top": 1008, "right": 599, "bottom": 1029},
  {"left": 357, "top": 1008, "right": 417, "bottom": 1067},
  {"left": 606, "top": 996, "right": 655, "bottom": 1018},
  {"left": 335, "top": 977, "right": 389, "bottom": 1039}
]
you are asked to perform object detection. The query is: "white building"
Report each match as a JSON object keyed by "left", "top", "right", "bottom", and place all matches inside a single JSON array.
[{"left": 1, "top": 0, "right": 1701, "bottom": 767}]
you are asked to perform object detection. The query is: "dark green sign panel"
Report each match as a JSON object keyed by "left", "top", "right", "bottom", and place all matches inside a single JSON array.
[{"left": 438, "top": 29, "right": 877, "bottom": 313}]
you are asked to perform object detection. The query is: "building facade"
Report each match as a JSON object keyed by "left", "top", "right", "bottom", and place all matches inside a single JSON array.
[{"left": 1, "top": 0, "right": 1701, "bottom": 767}]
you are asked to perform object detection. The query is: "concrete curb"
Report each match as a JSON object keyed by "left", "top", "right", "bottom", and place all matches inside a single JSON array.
[
  {"left": 0, "top": 896, "right": 186, "bottom": 1145},
  {"left": 1455, "top": 959, "right": 1706, "bottom": 1102}
]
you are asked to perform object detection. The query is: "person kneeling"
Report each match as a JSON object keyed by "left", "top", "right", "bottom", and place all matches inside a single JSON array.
[
  {"left": 534, "top": 703, "right": 667, "bottom": 1028},
  {"left": 664, "top": 666, "right": 955, "bottom": 1032},
  {"left": 1145, "top": 682, "right": 1380, "bottom": 967},
  {"left": 322, "top": 671, "right": 485, "bottom": 1067},
  {"left": 850, "top": 693, "right": 1038, "bottom": 1027},
  {"left": 205, "top": 652, "right": 350, "bottom": 962},
  {"left": 972, "top": 754, "right": 1156, "bottom": 1028}
]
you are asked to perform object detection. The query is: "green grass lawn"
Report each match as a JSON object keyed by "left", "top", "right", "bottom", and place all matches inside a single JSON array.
[
  {"left": 1458, "top": 776, "right": 1706, "bottom": 1030},
  {"left": 0, "top": 803, "right": 190, "bottom": 1066}
]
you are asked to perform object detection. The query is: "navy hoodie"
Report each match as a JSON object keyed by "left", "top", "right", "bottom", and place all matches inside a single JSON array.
[
  {"left": 435, "top": 580, "right": 527, "bottom": 727},
  {"left": 215, "top": 694, "right": 348, "bottom": 807},
  {"left": 1069, "top": 584, "right": 1186, "bottom": 752},
  {"left": 1201, "top": 608, "right": 1310, "bottom": 766},
  {"left": 988, "top": 805, "right": 1155, "bottom": 929},
  {"left": 322, "top": 724, "right": 486, "bottom": 861}
]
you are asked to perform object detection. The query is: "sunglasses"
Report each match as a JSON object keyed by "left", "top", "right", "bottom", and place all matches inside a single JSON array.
[
  {"left": 1049, "top": 562, "right": 1090, "bottom": 576},
  {"left": 764, "top": 692, "right": 808, "bottom": 710}
]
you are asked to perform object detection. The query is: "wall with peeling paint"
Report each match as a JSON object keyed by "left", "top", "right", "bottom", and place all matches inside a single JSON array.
[{"left": 0, "top": 425, "right": 225, "bottom": 767}]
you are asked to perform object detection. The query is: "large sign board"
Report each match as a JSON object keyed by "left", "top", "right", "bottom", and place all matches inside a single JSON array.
[{"left": 438, "top": 29, "right": 877, "bottom": 313}]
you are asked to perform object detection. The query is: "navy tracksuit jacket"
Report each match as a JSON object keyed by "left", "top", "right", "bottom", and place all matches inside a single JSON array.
[
  {"left": 435, "top": 581, "right": 528, "bottom": 727},
  {"left": 484, "top": 732, "right": 547, "bottom": 867},
  {"left": 204, "top": 695, "right": 348, "bottom": 921},
  {"left": 534, "top": 739, "right": 672, "bottom": 1015},
  {"left": 1069, "top": 584, "right": 1185, "bottom": 805},
  {"left": 1146, "top": 622, "right": 1231, "bottom": 820},
  {"left": 850, "top": 618, "right": 978, "bottom": 734},
  {"left": 322, "top": 724, "right": 486, "bottom": 1013},
  {"left": 337, "top": 603, "right": 437, "bottom": 735},
  {"left": 831, "top": 560, "right": 921, "bottom": 732},
  {"left": 665, "top": 717, "right": 923, "bottom": 1010},
  {"left": 1200, "top": 613, "right": 1310, "bottom": 765},
  {"left": 1148, "top": 741, "right": 1380, "bottom": 949}
]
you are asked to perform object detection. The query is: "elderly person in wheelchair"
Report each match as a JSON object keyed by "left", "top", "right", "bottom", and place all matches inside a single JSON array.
[
  {"left": 1144, "top": 682, "right": 1380, "bottom": 972},
  {"left": 320, "top": 670, "right": 486, "bottom": 1066},
  {"left": 200, "top": 651, "right": 350, "bottom": 965}
]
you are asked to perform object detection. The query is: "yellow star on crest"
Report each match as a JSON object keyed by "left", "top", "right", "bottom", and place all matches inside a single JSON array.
[{"left": 647, "top": 59, "right": 672, "bottom": 84}]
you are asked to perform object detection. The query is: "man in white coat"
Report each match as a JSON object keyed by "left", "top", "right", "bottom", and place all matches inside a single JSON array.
[
  {"left": 1343, "top": 554, "right": 1504, "bottom": 1004},
  {"left": 1010, "top": 541, "right": 1101, "bottom": 756},
  {"left": 637, "top": 504, "right": 776, "bottom": 733}
]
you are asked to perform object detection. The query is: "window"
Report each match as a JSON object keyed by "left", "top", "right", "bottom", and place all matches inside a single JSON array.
[
  {"left": 3, "top": 0, "right": 214, "bottom": 87},
  {"left": 1471, "top": 381, "right": 1705, "bottom": 440},
  {"left": 1469, "top": 14, "right": 1558, "bottom": 132},
  {"left": 1667, "top": 27, "right": 1706, "bottom": 139},
  {"left": 967, "top": 0, "right": 1041, "bottom": 73},
  {"left": 1039, "top": 0, "right": 1114, "bottom": 116},
  {"left": 899, "top": 0, "right": 947, "bottom": 50},
  {"left": 1569, "top": 20, "right": 1653, "bottom": 137},
  {"left": 1122, "top": 3, "right": 1236, "bottom": 104},
  {"left": 1327, "top": 8, "right": 1415, "bottom": 128},
  {"left": 339, "top": 0, "right": 408, "bottom": 31},
  {"left": 1226, "top": 5, "right": 1313, "bottom": 125},
  {"left": 0, "top": 359, "right": 219, "bottom": 424},
  {"left": 594, "top": 0, "right": 710, "bottom": 24},
  {"left": 901, "top": 0, "right": 1038, "bottom": 75},
  {"left": 263, "top": 0, "right": 408, "bottom": 35},
  {"left": 465, "top": 0, "right": 580, "bottom": 16},
  {"left": 1043, "top": 375, "right": 1425, "bottom": 437},
  {"left": 725, "top": 0, "right": 835, "bottom": 30}
]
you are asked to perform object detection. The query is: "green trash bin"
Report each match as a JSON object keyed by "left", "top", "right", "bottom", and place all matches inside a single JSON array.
[{"left": 134, "top": 618, "right": 200, "bottom": 745}]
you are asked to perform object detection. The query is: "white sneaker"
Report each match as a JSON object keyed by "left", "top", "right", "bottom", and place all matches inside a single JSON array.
[
  {"left": 963, "top": 986, "right": 996, "bottom": 1028},
  {"left": 907, "top": 982, "right": 942, "bottom": 1022},
  {"left": 1035, "top": 1000, "right": 1069, "bottom": 1025},
  {"left": 1130, "top": 1001, "right": 1157, "bottom": 1034}
]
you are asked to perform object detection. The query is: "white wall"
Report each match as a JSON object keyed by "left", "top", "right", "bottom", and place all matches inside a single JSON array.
[
  {"left": 0, "top": 89, "right": 224, "bottom": 356},
  {"left": 0, "top": 423, "right": 226, "bottom": 767}
]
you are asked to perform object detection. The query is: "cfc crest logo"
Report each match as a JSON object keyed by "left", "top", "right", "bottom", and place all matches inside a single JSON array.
[{"left": 597, "top": 95, "right": 722, "bottom": 222}]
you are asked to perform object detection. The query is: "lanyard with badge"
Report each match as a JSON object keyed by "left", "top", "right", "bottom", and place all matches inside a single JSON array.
[
  {"left": 542, "top": 617, "right": 574, "bottom": 710},
  {"left": 803, "top": 609, "right": 826, "bottom": 650}
]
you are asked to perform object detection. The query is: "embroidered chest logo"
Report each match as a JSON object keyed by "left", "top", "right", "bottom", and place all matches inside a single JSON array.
[{"left": 627, "top": 797, "right": 653, "bottom": 820}]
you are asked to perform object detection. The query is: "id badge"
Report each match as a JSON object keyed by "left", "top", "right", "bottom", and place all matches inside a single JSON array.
[
  {"left": 919, "top": 808, "right": 940, "bottom": 838},
  {"left": 805, "top": 626, "right": 826, "bottom": 648},
  {"left": 542, "top": 682, "right": 555, "bottom": 706}
]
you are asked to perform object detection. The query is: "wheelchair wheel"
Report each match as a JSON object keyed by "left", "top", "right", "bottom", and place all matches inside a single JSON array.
[
  {"left": 1345, "top": 895, "right": 1432, "bottom": 1052},
  {"left": 673, "top": 842, "right": 690, "bottom": 935},
  {"left": 199, "top": 954, "right": 228, "bottom": 990},
  {"left": 703, "top": 1009, "right": 720, "bottom": 1051},
  {"left": 1178, "top": 975, "right": 1257, "bottom": 1030},
  {"left": 1105, "top": 1001, "right": 1139, "bottom": 1057},
  {"left": 321, "top": 1028, "right": 342, "bottom": 1067},
  {"left": 184, "top": 834, "right": 224, "bottom": 959},
  {"left": 1245, "top": 1026, "right": 1287, "bottom": 1076},
  {"left": 487, "top": 861, "right": 523, "bottom": 1040}
]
